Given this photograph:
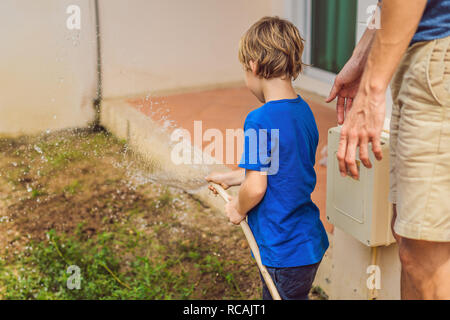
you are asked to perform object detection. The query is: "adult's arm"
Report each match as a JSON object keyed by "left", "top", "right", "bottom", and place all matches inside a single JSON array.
[
  {"left": 326, "top": 27, "right": 377, "bottom": 124},
  {"left": 338, "top": 0, "right": 427, "bottom": 178}
]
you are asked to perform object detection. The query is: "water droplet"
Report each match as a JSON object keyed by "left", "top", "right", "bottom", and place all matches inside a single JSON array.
[{"left": 34, "top": 145, "right": 43, "bottom": 154}]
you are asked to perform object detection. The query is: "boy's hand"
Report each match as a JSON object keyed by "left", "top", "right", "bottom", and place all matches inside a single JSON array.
[
  {"left": 205, "top": 172, "right": 230, "bottom": 194},
  {"left": 225, "top": 196, "right": 246, "bottom": 225}
]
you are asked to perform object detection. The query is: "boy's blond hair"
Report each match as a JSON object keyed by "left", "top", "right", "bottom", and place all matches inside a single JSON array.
[{"left": 238, "top": 16, "right": 305, "bottom": 80}]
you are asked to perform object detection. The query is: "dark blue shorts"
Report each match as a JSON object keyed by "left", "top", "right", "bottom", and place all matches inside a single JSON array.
[{"left": 260, "top": 261, "right": 321, "bottom": 300}]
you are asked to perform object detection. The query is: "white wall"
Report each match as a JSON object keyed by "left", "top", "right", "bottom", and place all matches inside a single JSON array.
[
  {"left": 0, "top": 0, "right": 98, "bottom": 136},
  {"left": 99, "top": 0, "right": 273, "bottom": 99},
  {"left": 0, "top": 0, "right": 276, "bottom": 135},
  {"left": 331, "top": 229, "right": 400, "bottom": 300}
]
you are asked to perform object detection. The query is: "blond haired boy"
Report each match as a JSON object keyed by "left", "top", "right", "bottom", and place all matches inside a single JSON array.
[{"left": 206, "top": 16, "right": 328, "bottom": 300}]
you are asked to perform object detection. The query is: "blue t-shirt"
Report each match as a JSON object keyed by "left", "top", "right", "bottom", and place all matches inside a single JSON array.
[
  {"left": 238, "top": 95, "right": 329, "bottom": 268},
  {"left": 411, "top": 0, "right": 450, "bottom": 44}
]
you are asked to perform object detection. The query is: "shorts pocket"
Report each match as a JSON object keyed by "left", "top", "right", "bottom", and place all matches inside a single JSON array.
[{"left": 427, "top": 37, "right": 450, "bottom": 106}]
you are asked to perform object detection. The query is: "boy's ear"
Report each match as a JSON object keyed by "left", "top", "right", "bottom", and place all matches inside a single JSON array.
[{"left": 249, "top": 60, "right": 258, "bottom": 75}]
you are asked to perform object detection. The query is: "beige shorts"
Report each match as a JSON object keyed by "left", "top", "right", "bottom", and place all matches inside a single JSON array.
[{"left": 389, "top": 36, "right": 450, "bottom": 242}]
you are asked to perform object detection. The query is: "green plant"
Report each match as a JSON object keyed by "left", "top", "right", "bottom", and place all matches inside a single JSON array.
[
  {"left": 63, "top": 180, "right": 82, "bottom": 195},
  {"left": 30, "top": 188, "right": 46, "bottom": 198},
  {"left": 0, "top": 230, "right": 197, "bottom": 300},
  {"left": 310, "top": 285, "right": 329, "bottom": 300}
]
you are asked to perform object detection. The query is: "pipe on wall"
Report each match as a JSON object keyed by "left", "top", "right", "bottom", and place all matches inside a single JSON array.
[{"left": 92, "top": 0, "right": 103, "bottom": 129}]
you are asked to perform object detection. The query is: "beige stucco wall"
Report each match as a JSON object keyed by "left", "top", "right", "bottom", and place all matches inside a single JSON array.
[
  {"left": 329, "top": 229, "right": 400, "bottom": 300},
  {"left": 99, "top": 0, "right": 274, "bottom": 98},
  {"left": 1, "top": 0, "right": 279, "bottom": 135},
  {"left": 0, "top": 0, "right": 98, "bottom": 136}
]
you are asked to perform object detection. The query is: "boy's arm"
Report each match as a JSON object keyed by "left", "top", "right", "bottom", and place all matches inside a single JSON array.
[
  {"left": 237, "top": 170, "right": 267, "bottom": 214},
  {"left": 205, "top": 168, "right": 245, "bottom": 190},
  {"left": 226, "top": 170, "right": 267, "bottom": 225}
]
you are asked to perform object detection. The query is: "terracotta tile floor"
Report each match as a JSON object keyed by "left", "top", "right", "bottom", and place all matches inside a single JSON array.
[{"left": 128, "top": 86, "right": 335, "bottom": 233}]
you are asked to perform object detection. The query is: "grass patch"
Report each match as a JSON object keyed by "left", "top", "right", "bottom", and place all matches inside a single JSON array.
[
  {"left": 30, "top": 188, "right": 46, "bottom": 199},
  {"left": 0, "top": 228, "right": 195, "bottom": 300},
  {"left": 63, "top": 180, "right": 82, "bottom": 195},
  {"left": 0, "top": 129, "right": 266, "bottom": 300}
]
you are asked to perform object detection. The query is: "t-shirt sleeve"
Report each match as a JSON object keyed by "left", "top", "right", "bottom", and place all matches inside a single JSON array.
[{"left": 238, "top": 120, "right": 272, "bottom": 172}]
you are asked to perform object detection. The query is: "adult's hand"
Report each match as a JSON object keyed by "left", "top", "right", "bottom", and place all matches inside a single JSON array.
[
  {"left": 326, "top": 56, "right": 365, "bottom": 124},
  {"left": 326, "top": 28, "right": 377, "bottom": 124},
  {"left": 333, "top": 0, "right": 427, "bottom": 179},
  {"left": 337, "top": 88, "right": 385, "bottom": 179}
]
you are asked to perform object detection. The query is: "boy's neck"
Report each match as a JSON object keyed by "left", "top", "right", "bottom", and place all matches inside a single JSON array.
[{"left": 261, "top": 77, "right": 298, "bottom": 103}]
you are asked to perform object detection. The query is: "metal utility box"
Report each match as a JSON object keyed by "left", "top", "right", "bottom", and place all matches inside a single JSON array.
[{"left": 326, "top": 126, "right": 395, "bottom": 247}]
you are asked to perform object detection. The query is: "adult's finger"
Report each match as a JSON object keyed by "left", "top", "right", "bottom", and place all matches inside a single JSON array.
[
  {"left": 346, "top": 98, "right": 353, "bottom": 114},
  {"left": 337, "top": 96, "right": 346, "bottom": 124},
  {"left": 345, "top": 134, "right": 359, "bottom": 179},
  {"left": 371, "top": 135, "right": 383, "bottom": 161},
  {"left": 326, "top": 81, "right": 341, "bottom": 103},
  {"left": 358, "top": 136, "right": 372, "bottom": 169},
  {"left": 337, "top": 129, "right": 349, "bottom": 177}
]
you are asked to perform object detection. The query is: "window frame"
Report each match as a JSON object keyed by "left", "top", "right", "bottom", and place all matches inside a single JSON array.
[{"left": 287, "top": 0, "right": 359, "bottom": 84}]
